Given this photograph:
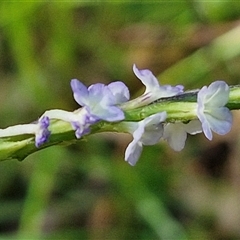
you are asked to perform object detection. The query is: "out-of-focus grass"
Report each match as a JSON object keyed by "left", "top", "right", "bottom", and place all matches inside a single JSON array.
[{"left": 1, "top": 2, "right": 240, "bottom": 239}]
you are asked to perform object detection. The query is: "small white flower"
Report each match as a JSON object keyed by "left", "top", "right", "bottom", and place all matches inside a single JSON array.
[
  {"left": 133, "top": 64, "right": 183, "bottom": 98},
  {"left": 124, "top": 112, "right": 167, "bottom": 166},
  {"left": 163, "top": 120, "right": 202, "bottom": 151},
  {"left": 121, "top": 65, "right": 183, "bottom": 109},
  {"left": 197, "top": 81, "right": 232, "bottom": 140}
]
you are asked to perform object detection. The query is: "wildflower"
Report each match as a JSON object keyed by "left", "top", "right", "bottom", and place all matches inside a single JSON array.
[
  {"left": 124, "top": 112, "right": 167, "bottom": 166},
  {"left": 163, "top": 120, "right": 202, "bottom": 151},
  {"left": 197, "top": 81, "right": 232, "bottom": 140},
  {"left": 0, "top": 116, "right": 50, "bottom": 148},
  {"left": 70, "top": 79, "right": 129, "bottom": 122},
  {"left": 121, "top": 65, "right": 183, "bottom": 109},
  {"left": 40, "top": 80, "right": 130, "bottom": 140},
  {"left": 133, "top": 64, "right": 183, "bottom": 98}
]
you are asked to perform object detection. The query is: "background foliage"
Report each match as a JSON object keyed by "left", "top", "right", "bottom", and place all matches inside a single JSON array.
[{"left": 1, "top": 1, "right": 240, "bottom": 239}]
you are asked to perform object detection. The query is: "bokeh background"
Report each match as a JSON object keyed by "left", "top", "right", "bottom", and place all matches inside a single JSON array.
[{"left": 1, "top": 2, "right": 240, "bottom": 239}]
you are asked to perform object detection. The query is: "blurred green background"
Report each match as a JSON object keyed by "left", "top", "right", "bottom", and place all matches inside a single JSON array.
[{"left": 1, "top": 1, "right": 240, "bottom": 239}]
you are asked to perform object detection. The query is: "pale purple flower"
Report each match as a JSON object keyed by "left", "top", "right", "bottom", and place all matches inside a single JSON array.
[
  {"left": 124, "top": 112, "right": 167, "bottom": 166},
  {"left": 133, "top": 64, "right": 183, "bottom": 103},
  {"left": 40, "top": 79, "right": 130, "bottom": 140},
  {"left": 120, "top": 65, "right": 184, "bottom": 110},
  {"left": 163, "top": 120, "right": 202, "bottom": 151},
  {"left": 71, "top": 79, "right": 129, "bottom": 122},
  {"left": 197, "top": 81, "right": 232, "bottom": 140}
]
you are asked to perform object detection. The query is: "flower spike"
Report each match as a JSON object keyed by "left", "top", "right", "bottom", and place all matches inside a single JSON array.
[{"left": 0, "top": 64, "right": 237, "bottom": 164}]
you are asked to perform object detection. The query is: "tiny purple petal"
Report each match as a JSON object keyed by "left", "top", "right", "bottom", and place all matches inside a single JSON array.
[
  {"left": 35, "top": 116, "right": 51, "bottom": 148},
  {"left": 71, "top": 121, "right": 90, "bottom": 138},
  {"left": 176, "top": 85, "right": 184, "bottom": 92}
]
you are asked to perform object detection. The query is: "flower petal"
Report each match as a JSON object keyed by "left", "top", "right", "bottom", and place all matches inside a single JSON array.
[
  {"left": 70, "top": 79, "right": 89, "bottom": 106},
  {"left": 141, "top": 112, "right": 166, "bottom": 145},
  {"left": 157, "top": 84, "right": 184, "bottom": 98},
  {"left": 88, "top": 83, "right": 114, "bottom": 107},
  {"left": 132, "top": 122, "right": 145, "bottom": 143},
  {"left": 125, "top": 140, "right": 143, "bottom": 166},
  {"left": 205, "top": 81, "right": 229, "bottom": 107},
  {"left": 96, "top": 105, "right": 125, "bottom": 121},
  {"left": 185, "top": 120, "right": 202, "bottom": 135},
  {"left": 133, "top": 64, "right": 160, "bottom": 93},
  {"left": 133, "top": 64, "right": 184, "bottom": 103},
  {"left": 35, "top": 116, "right": 51, "bottom": 147},
  {"left": 141, "top": 123, "right": 164, "bottom": 145},
  {"left": 108, "top": 81, "right": 130, "bottom": 104},
  {"left": 163, "top": 123, "right": 187, "bottom": 151},
  {"left": 71, "top": 121, "right": 91, "bottom": 138},
  {"left": 205, "top": 107, "right": 232, "bottom": 135},
  {"left": 201, "top": 117, "right": 213, "bottom": 140}
]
